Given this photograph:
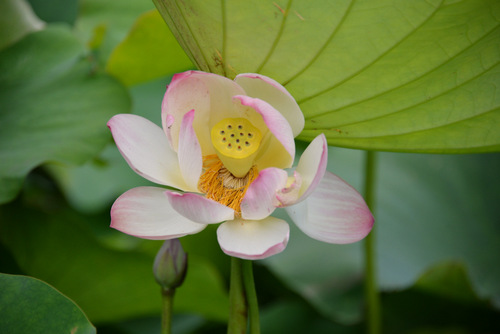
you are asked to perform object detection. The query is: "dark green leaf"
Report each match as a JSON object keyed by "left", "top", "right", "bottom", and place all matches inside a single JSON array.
[
  {"left": 0, "top": 273, "right": 95, "bottom": 334},
  {"left": 382, "top": 263, "right": 500, "bottom": 333},
  {"left": 27, "top": 0, "right": 78, "bottom": 25},
  {"left": 414, "top": 262, "right": 482, "bottom": 304}
]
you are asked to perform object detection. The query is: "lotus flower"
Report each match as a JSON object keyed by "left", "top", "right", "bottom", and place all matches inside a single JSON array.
[{"left": 108, "top": 71, "right": 373, "bottom": 260}]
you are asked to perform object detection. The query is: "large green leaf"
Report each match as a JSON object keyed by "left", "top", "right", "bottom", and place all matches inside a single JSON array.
[
  {"left": 265, "top": 147, "right": 500, "bottom": 323},
  {"left": 154, "top": 0, "right": 500, "bottom": 153},
  {"left": 107, "top": 10, "right": 193, "bottom": 86},
  {"left": 0, "top": 26, "right": 130, "bottom": 203},
  {"left": 0, "top": 273, "right": 95, "bottom": 334},
  {"left": 0, "top": 200, "right": 229, "bottom": 323}
]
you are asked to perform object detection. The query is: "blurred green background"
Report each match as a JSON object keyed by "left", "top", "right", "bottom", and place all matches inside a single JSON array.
[{"left": 0, "top": 0, "right": 499, "bottom": 333}]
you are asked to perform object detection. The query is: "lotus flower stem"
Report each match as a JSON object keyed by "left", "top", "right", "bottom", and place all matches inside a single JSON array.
[
  {"left": 243, "top": 260, "right": 260, "bottom": 334},
  {"left": 228, "top": 257, "right": 247, "bottom": 333},
  {"left": 363, "top": 150, "right": 381, "bottom": 334}
]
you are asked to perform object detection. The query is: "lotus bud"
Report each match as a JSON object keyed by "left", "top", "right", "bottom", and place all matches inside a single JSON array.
[{"left": 153, "top": 239, "right": 187, "bottom": 291}]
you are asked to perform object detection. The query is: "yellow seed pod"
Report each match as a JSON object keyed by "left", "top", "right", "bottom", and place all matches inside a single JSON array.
[{"left": 211, "top": 118, "right": 262, "bottom": 177}]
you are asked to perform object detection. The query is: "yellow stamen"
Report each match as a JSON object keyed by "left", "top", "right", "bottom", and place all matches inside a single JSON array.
[{"left": 198, "top": 155, "right": 258, "bottom": 213}]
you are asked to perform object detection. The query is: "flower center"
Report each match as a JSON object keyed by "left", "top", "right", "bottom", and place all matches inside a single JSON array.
[
  {"left": 198, "top": 155, "right": 258, "bottom": 213},
  {"left": 210, "top": 118, "right": 262, "bottom": 178}
]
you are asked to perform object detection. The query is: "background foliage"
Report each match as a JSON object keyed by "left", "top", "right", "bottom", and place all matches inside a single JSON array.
[{"left": 0, "top": 0, "right": 499, "bottom": 333}]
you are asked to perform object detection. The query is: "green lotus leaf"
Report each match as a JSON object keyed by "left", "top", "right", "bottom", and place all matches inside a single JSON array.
[
  {"left": 154, "top": 0, "right": 500, "bottom": 152},
  {"left": 0, "top": 273, "right": 95, "bottom": 334}
]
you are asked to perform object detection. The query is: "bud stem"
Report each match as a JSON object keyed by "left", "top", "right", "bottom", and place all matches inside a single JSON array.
[{"left": 161, "top": 288, "right": 175, "bottom": 334}]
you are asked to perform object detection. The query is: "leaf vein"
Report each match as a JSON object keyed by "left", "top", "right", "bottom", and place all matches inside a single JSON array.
[
  {"left": 313, "top": 58, "right": 499, "bottom": 130},
  {"left": 297, "top": 0, "right": 444, "bottom": 104},
  {"left": 346, "top": 106, "right": 499, "bottom": 140},
  {"left": 281, "top": 0, "right": 356, "bottom": 86},
  {"left": 255, "top": 0, "right": 293, "bottom": 73},
  {"left": 308, "top": 24, "right": 500, "bottom": 119}
]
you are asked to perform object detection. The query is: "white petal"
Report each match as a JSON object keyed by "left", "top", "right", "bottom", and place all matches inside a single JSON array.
[
  {"left": 162, "top": 71, "right": 246, "bottom": 156},
  {"left": 285, "top": 171, "right": 374, "bottom": 244},
  {"left": 177, "top": 110, "right": 202, "bottom": 191},
  {"left": 240, "top": 168, "right": 288, "bottom": 220},
  {"left": 108, "top": 114, "right": 188, "bottom": 190},
  {"left": 165, "top": 191, "right": 235, "bottom": 224},
  {"left": 278, "top": 134, "right": 328, "bottom": 206},
  {"left": 110, "top": 187, "right": 206, "bottom": 240},
  {"left": 235, "top": 73, "right": 304, "bottom": 137},
  {"left": 217, "top": 217, "right": 289, "bottom": 260}
]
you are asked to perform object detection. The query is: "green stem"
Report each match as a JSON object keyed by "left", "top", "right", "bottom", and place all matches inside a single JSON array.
[
  {"left": 161, "top": 288, "right": 175, "bottom": 334},
  {"left": 228, "top": 257, "right": 248, "bottom": 334},
  {"left": 363, "top": 150, "right": 381, "bottom": 334},
  {"left": 242, "top": 260, "right": 260, "bottom": 334}
]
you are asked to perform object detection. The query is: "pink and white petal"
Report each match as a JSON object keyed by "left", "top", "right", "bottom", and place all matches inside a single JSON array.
[
  {"left": 165, "top": 191, "right": 235, "bottom": 224},
  {"left": 234, "top": 95, "right": 294, "bottom": 159},
  {"left": 285, "top": 171, "right": 374, "bottom": 244},
  {"left": 108, "top": 114, "right": 188, "bottom": 190},
  {"left": 233, "top": 95, "right": 295, "bottom": 170},
  {"left": 217, "top": 217, "right": 289, "bottom": 260},
  {"left": 283, "top": 134, "right": 328, "bottom": 205},
  {"left": 240, "top": 168, "right": 288, "bottom": 220},
  {"left": 162, "top": 71, "right": 246, "bottom": 155},
  {"left": 111, "top": 187, "right": 206, "bottom": 240},
  {"left": 177, "top": 110, "right": 202, "bottom": 192},
  {"left": 235, "top": 73, "right": 304, "bottom": 137}
]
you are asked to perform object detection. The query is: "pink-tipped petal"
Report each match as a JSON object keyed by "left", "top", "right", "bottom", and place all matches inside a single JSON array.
[
  {"left": 279, "top": 134, "right": 328, "bottom": 206},
  {"left": 285, "top": 171, "right": 374, "bottom": 244},
  {"left": 233, "top": 95, "right": 295, "bottom": 170},
  {"left": 217, "top": 217, "right": 289, "bottom": 260},
  {"left": 235, "top": 95, "right": 295, "bottom": 159},
  {"left": 165, "top": 191, "right": 235, "bottom": 224},
  {"left": 177, "top": 110, "right": 202, "bottom": 191},
  {"left": 162, "top": 71, "right": 246, "bottom": 155},
  {"left": 240, "top": 168, "right": 288, "bottom": 220},
  {"left": 108, "top": 114, "right": 188, "bottom": 190},
  {"left": 110, "top": 187, "right": 206, "bottom": 240},
  {"left": 235, "top": 73, "right": 304, "bottom": 137}
]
